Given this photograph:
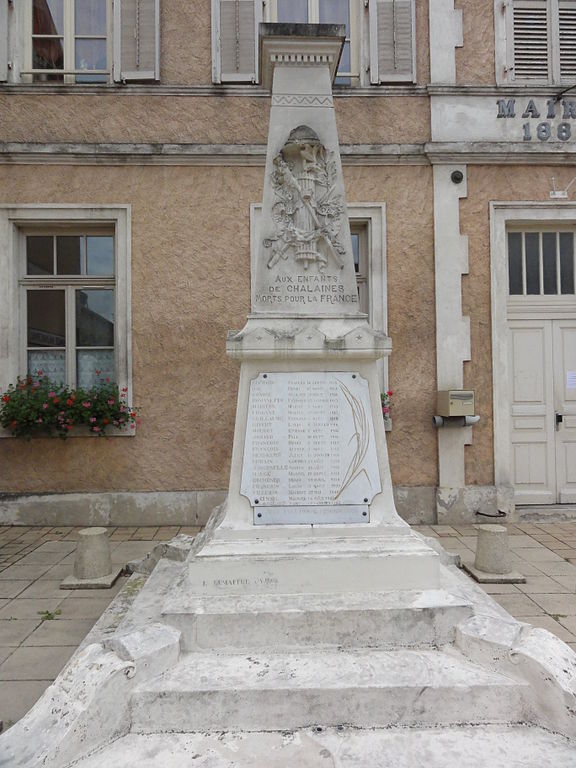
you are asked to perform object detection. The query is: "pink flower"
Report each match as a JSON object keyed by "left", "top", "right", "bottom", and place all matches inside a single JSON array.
[
  {"left": 82, "top": 401, "right": 91, "bottom": 408},
  {"left": 92, "top": 426, "right": 101, "bottom": 432},
  {"left": 42, "top": 403, "right": 48, "bottom": 410},
  {"left": 107, "top": 398, "right": 115, "bottom": 406},
  {"left": 89, "top": 417, "right": 96, "bottom": 423},
  {"left": 48, "top": 391, "right": 55, "bottom": 398},
  {"left": 32, "top": 381, "right": 40, "bottom": 389}
]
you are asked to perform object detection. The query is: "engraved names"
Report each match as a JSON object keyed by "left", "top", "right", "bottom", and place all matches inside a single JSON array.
[{"left": 241, "top": 372, "right": 381, "bottom": 510}]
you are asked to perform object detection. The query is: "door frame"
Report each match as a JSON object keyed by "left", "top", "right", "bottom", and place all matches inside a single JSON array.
[{"left": 490, "top": 202, "right": 576, "bottom": 507}]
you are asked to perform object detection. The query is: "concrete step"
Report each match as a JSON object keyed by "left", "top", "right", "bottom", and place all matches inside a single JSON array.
[
  {"left": 64, "top": 725, "right": 576, "bottom": 767},
  {"left": 130, "top": 648, "right": 531, "bottom": 733},
  {"left": 163, "top": 588, "right": 474, "bottom": 651}
]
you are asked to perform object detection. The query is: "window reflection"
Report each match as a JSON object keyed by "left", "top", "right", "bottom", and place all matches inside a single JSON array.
[
  {"left": 75, "top": 0, "right": 107, "bottom": 35},
  {"left": 33, "top": 0, "right": 64, "bottom": 35},
  {"left": 76, "top": 289, "right": 114, "bottom": 347},
  {"left": 277, "top": 0, "right": 308, "bottom": 22}
]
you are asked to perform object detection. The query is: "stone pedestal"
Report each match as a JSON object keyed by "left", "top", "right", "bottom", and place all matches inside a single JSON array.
[
  {"left": 61, "top": 527, "right": 123, "bottom": 589},
  {"left": 163, "top": 25, "right": 440, "bottom": 629}
]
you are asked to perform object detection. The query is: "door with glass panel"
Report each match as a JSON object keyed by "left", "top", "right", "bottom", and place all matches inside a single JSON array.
[
  {"left": 507, "top": 228, "right": 576, "bottom": 504},
  {"left": 22, "top": 231, "right": 116, "bottom": 389}
]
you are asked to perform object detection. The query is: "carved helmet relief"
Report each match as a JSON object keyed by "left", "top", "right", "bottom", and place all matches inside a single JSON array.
[{"left": 264, "top": 125, "right": 346, "bottom": 273}]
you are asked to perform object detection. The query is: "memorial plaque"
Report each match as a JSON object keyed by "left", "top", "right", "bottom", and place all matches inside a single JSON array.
[{"left": 241, "top": 372, "right": 381, "bottom": 524}]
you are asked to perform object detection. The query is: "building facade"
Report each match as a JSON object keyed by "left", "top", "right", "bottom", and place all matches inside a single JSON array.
[{"left": 0, "top": 0, "right": 575, "bottom": 526}]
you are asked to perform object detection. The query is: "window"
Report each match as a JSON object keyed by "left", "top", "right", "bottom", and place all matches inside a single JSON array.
[
  {"left": 23, "top": 231, "right": 115, "bottom": 387},
  {"left": 351, "top": 224, "right": 369, "bottom": 312},
  {"left": 508, "top": 229, "right": 576, "bottom": 296},
  {"left": 25, "top": 0, "right": 109, "bottom": 83},
  {"left": 211, "top": 0, "right": 416, "bottom": 86},
  {"left": 498, "top": 0, "right": 576, "bottom": 84},
  {"left": 270, "top": 0, "right": 358, "bottom": 84},
  {"left": 0, "top": 0, "right": 160, "bottom": 84},
  {"left": 0, "top": 206, "right": 132, "bottom": 431}
]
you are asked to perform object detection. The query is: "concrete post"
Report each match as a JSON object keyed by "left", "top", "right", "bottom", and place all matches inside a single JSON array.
[
  {"left": 461, "top": 524, "right": 526, "bottom": 584},
  {"left": 61, "top": 527, "right": 123, "bottom": 589}
]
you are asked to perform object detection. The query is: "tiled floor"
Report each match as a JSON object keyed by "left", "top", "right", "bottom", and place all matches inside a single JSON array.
[
  {"left": 0, "top": 525, "right": 201, "bottom": 730},
  {"left": 1, "top": 521, "right": 576, "bottom": 732}
]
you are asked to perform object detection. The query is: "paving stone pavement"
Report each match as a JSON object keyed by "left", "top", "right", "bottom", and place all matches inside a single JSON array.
[
  {"left": 0, "top": 524, "right": 201, "bottom": 731},
  {"left": 1, "top": 521, "right": 576, "bottom": 733}
]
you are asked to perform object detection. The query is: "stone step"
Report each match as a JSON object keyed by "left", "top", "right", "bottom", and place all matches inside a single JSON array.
[
  {"left": 130, "top": 648, "right": 531, "bottom": 733},
  {"left": 63, "top": 725, "right": 576, "bottom": 768},
  {"left": 163, "top": 589, "right": 473, "bottom": 651}
]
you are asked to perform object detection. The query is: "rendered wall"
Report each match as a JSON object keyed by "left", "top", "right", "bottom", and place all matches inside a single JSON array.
[
  {"left": 0, "top": 161, "right": 437, "bottom": 495},
  {"left": 455, "top": 0, "right": 495, "bottom": 85}
]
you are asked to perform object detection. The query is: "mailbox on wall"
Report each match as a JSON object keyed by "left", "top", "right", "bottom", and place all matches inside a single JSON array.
[{"left": 437, "top": 391, "right": 475, "bottom": 417}]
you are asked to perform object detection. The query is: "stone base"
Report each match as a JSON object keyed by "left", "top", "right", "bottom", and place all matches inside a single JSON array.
[
  {"left": 61, "top": 565, "right": 124, "bottom": 589},
  {"left": 461, "top": 563, "right": 526, "bottom": 584},
  {"left": 44, "top": 726, "right": 576, "bottom": 768}
]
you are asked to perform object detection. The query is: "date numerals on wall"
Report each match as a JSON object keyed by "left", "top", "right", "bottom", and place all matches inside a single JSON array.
[{"left": 523, "top": 122, "right": 572, "bottom": 142}]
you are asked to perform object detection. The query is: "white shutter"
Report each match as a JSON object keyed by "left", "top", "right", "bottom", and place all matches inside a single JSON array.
[
  {"left": 512, "top": 0, "right": 550, "bottom": 80},
  {"left": 0, "top": 0, "right": 8, "bottom": 83},
  {"left": 559, "top": 1, "right": 576, "bottom": 79},
  {"left": 114, "top": 0, "right": 160, "bottom": 82},
  {"left": 213, "top": 0, "right": 261, "bottom": 83},
  {"left": 369, "top": 0, "right": 415, "bottom": 84}
]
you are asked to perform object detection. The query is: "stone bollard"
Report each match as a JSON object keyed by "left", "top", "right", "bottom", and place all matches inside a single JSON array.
[
  {"left": 61, "top": 527, "right": 123, "bottom": 589},
  {"left": 462, "top": 524, "right": 525, "bottom": 584},
  {"left": 475, "top": 524, "right": 511, "bottom": 574}
]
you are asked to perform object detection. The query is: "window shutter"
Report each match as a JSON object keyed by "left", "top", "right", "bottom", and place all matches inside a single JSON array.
[
  {"left": 559, "top": 1, "right": 576, "bottom": 79},
  {"left": 0, "top": 0, "right": 8, "bottom": 83},
  {"left": 512, "top": 0, "right": 549, "bottom": 80},
  {"left": 369, "top": 0, "right": 415, "bottom": 84},
  {"left": 213, "top": 0, "right": 261, "bottom": 83},
  {"left": 114, "top": 0, "right": 160, "bottom": 82}
]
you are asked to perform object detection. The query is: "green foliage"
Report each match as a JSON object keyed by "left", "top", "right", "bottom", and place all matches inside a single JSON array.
[
  {"left": 0, "top": 372, "right": 139, "bottom": 440},
  {"left": 38, "top": 608, "right": 62, "bottom": 621}
]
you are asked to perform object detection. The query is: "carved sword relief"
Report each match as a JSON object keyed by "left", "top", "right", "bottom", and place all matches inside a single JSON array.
[{"left": 263, "top": 125, "right": 347, "bottom": 273}]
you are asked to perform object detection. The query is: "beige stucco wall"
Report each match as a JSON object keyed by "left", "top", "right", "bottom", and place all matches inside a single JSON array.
[
  {"left": 0, "top": 94, "right": 429, "bottom": 146},
  {"left": 455, "top": 0, "right": 495, "bottom": 85},
  {"left": 415, "top": 0, "right": 431, "bottom": 86},
  {"left": 0, "top": 160, "right": 437, "bottom": 494},
  {"left": 161, "top": 0, "right": 212, "bottom": 85}
]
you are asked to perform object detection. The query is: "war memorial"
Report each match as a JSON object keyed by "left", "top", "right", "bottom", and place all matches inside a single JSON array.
[{"left": 2, "top": 25, "right": 576, "bottom": 768}]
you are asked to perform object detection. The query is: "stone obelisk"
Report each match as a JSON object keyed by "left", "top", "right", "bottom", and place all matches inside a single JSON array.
[{"left": 165, "top": 26, "right": 438, "bottom": 627}]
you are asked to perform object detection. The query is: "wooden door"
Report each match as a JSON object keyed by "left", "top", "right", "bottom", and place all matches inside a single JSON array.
[
  {"left": 554, "top": 320, "right": 576, "bottom": 502},
  {"left": 509, "top": 319, "right": 556, "bottom": 504}
]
